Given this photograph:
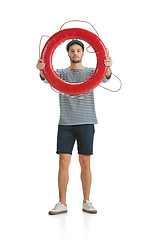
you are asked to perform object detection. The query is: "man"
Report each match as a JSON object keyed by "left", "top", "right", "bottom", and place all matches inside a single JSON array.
[{"left": 36, "top": 39, "right": 112, "bottom": 214}]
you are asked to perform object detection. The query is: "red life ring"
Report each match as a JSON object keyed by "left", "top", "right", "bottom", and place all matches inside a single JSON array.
[{"left": 41, "top": 28, "right": 108, "bottom": 95}]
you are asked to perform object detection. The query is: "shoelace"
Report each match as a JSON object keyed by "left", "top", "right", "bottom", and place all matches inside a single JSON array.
[
  {"left": 52, "top": 202, "right": 61, "bottom": 210},
  {"left": 86, "top": 201, "right": 94, "bottom": 208}
]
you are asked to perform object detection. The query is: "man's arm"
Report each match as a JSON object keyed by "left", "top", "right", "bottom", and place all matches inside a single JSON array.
[
  {"left": 40, "top": 71, "right": 45, "bottom": 81},
  {"left": 105, "top": 67, "right": 112, "bottom": 79},
  {"left": 104, "top": 56, "right": 113, "bottom": 79},
  {"left": 36, "top": 59, "right": 46, "bottom": 80}
]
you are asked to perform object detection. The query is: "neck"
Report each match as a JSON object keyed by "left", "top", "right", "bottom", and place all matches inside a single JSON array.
[{"left": 67, "top": 62, "right": 85, "bottom": 70}]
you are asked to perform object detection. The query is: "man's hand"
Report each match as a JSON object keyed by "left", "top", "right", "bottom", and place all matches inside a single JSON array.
[
  {"left": 36, "top": 59, "right": 45, "bottom": 79},
  {"left": 104, "top": 56, "right": 112, "bottom": 67},
  {"left": 104, "top": 56, "right": 113, "bottom": 79},
  {"left": 36, "top": 59, "right": 45, "bottom": 70}
]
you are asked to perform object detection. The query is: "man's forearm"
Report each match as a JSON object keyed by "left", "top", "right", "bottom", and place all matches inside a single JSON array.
[
  {"left": 40, "top": 71, "right": 45, "bottom": 81},
  {"left": 106, "top": 67, "right": 112, "bottom": 79}
]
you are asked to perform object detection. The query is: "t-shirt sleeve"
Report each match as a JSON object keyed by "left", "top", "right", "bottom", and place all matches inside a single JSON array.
[
  {"left": 102, "top": 76, "right": 111, "bottom": 83},
  {"left": 40, "top": 69, "right": 61, "bottom": 84},
  {"left": 92, "top": 68, "right": 110, "bottom": 83}
]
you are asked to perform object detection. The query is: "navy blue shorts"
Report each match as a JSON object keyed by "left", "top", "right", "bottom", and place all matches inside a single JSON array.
[{"left": 56, "top": 124, "right": 95, "bottom": 155}]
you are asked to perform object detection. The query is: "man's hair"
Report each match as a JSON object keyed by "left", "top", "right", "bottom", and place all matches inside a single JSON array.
[{"left": 66, "top": 40, "right": 84, "bottom": 52}]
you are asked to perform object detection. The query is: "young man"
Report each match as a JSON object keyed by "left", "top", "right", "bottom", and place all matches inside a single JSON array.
[{"left": 36, "top": 39, "right": 112, "bottom": 214}]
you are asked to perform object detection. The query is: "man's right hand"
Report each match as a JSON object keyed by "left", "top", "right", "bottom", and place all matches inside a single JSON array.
[{"left": 36, "top": 59, "right": 45, "bottom": 71}]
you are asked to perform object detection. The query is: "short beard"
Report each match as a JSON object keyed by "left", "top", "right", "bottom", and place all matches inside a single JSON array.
[
  {"left": 70, "top": 57, "right": 82, "bottom": 64},
  {"left": 71, "top": 59, "right": 81, "bottom": 64}
]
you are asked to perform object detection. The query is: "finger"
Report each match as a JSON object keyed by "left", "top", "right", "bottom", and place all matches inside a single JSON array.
[
  {"left": 104, "top": 59, "right": 111, "bottom": 64},
  {"left": 104, "top": 58, "right": 111, "bottom": 62},
  {"left": 40, "top": 63, "right": 45, "bottom": 69},
  {"left": 36, "top": 62, "right": 45, "bottom": 70},
  {"left": 38, "top": 59, "right": 44, "bottom": 63}
]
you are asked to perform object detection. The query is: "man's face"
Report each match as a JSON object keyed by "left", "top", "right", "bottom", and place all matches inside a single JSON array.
[{"left": 68, "top": 44, "right": 84, "bottom": 63}]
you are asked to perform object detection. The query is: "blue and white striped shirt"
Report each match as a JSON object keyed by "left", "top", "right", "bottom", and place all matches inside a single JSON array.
[{"left": 43, "top": 67, "right": 109, "bottom": 125}]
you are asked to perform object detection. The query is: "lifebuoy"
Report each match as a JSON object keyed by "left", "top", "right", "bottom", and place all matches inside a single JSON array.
[{"left": 41, "top": 28, "right": 108, "bottom": 95}]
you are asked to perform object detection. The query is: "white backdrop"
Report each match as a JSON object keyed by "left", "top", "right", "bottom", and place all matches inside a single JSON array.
[{"left": 0, "top": 0, "right": 160, "bottom": 239}]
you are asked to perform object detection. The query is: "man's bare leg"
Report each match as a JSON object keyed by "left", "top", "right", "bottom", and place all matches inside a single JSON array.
[
  {"left": 79, "top": 155, "right": 91, "bottom": 204},
  {"left": 58, "top": 154, "right": 71, "bottom": 206}
]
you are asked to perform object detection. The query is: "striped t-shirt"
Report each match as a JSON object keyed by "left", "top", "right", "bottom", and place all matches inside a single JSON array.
[{"left": 43, "top": 67, "right": 109, "bottom": 125}]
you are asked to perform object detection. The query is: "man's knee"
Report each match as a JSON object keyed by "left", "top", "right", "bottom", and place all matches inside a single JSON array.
[
  {"left": 59, "top": 154, "right": 71, "bottom": 169},
  {"left": 79, "top": 155, "right": 90, "bottom": 170}
]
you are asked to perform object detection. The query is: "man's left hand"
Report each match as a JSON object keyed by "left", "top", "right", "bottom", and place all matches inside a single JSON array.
[{"left": 104, "top": 56, "right": 113, "bottom": 67}]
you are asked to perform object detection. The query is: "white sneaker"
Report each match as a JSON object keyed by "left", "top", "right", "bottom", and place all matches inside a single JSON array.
[
  {"left": 82, "top": 200, "right": 97, "bottom": 214},
  {"left": 48, "top": 202, "right": 67, "bottom": 215}
]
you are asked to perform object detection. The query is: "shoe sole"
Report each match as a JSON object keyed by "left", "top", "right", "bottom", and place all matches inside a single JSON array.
[
  {"left": 83, "top": 209, "right": 97, "bottom": 214},
  {"left": 48, "top": 210, "right": 67, "bottom": 215}
]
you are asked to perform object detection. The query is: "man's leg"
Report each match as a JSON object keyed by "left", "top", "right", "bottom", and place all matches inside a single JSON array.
[
  {"left": 58, "top": 154, "right": 71, "bottom": 206},
  {"left": 79, "top": 154, "right": 91, "bottom": 204}
]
